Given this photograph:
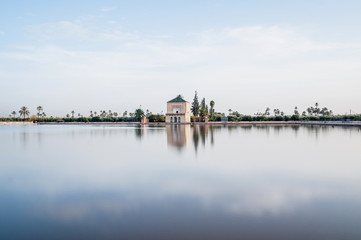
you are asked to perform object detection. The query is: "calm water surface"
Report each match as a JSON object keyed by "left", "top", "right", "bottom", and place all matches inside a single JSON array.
[{"left": 1, "top": 124, "right": 361, "bottom": 239}]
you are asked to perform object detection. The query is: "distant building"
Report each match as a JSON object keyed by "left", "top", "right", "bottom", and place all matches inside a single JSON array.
[
  {"left": 141, "top": 117, "right": 149, "bottom": 124},
  {"left": 166, "top": 95, "right": 191, "bottom": 123}
]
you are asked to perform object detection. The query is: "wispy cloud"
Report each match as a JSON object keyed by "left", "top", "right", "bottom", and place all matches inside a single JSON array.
[
  {"left": 100, "top": 7, "right": 116, "bottom": 12},
  {"left": 26, "top": 20, "right": 90, "bottom": 41},
  {"left": 190, "top": 26, "right": 333, "bottom": 58},
  {"left": 26, "top": 18, "right": 139, "bottom": 43}
]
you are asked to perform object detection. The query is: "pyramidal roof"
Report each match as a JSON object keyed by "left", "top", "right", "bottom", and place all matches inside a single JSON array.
[{"left": 168, "top": 95, "right": 187, "bottom": 103}]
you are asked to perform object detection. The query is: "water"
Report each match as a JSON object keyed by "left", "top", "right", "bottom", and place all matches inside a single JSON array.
[{"left": 1, "top": 124, "right": 361, "bottom": 239}]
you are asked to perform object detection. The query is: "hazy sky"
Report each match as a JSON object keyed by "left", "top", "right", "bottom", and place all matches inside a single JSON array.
[{"left": 1, "top": 0, "right": 361, "bottom": 117}]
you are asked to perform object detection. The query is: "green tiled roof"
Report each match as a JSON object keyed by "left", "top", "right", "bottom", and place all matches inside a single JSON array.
[{"left": 168, "top": 95, "right": 187, "bottom": 103}]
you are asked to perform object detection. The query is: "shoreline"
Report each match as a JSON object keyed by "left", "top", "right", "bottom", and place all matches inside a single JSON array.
[
  {"left": 1, "top": 121, "right": 361, "bottom": 127},
  {"left": 0, "top": 121, "right": 36, "bottom": 125}
]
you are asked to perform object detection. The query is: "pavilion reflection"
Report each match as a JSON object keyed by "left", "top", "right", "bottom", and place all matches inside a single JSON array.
[
  {"left": 167, "top": 124, "right": 217, "bottom": 152},
  {"left": 166, "top": 125, "right": 191, "bottom": 150}
]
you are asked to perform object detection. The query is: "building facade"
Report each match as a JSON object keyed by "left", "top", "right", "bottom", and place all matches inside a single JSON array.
[{"left": 166, "top": 95, "right": 191, "bottom": 123}]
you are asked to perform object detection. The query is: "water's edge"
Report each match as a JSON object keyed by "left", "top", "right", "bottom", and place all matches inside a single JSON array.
[{"left": 1, "top": 121, "right": 360, "bottom": 128}]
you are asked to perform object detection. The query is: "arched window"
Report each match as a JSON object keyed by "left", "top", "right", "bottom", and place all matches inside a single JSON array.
[
  {"left": 170, "top": 117, "right": 173, "bottom": 122},
  {"left": 178, "top": 117, "right": 181, "bottom": 123},
  {"left": 174, "top": 117, "right": 178, "bottom": 123}
]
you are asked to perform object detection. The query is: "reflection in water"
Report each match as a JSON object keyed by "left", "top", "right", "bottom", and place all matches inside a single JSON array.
[
  {"left": 135, "top": 127, "right": 143, "bottom": 139},
  {"left": 166, "top": 125, "right": 190, "bottom": 150},
  {"left": 192, "top": 125, "right": 199, "bottom": 152},
  {"left": 1, "top": 125, "right": 361, "bottom": 239},
  {"left": 167, "top": 124, "right": 361, "bottom": 153},
  {"left": 166, "top": 125, "right": 217, "bottom": 152},
  {"left": 192, "top": 125, "right": 215, "bottom": 152}
]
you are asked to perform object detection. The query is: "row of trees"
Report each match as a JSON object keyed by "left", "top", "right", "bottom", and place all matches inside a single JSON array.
[
  {"left": 188, "top": 91, "right": 359, "bottom": 122},
  {"left": 9, "top": 106, "right": 44, "bottom": 120},
  {"left": 66, "top": 108, "right": 149, "bottom": 122},
  {"left": 6, "top": 106, "right": 165, "bottom": 122},
  {"left": 251, "top": 103, "right": 333, "bottom": 118},
  {"left": 66, "top": 109, "right": 154, "bottom": 119},
  {"left": 225, "top": 114, "right": 361, "bottom": 122},
  {"left": 9, "top": 106, "right": 46, "bottom": 120},
  {"left": 3, "top": 99, "right": 357, "bottom": 123}
]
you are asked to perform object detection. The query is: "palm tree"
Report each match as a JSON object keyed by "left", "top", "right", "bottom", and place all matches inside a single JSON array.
[
  {"left": 71, "top": 110, "right": 75, "bottom": 118},
  {"left": 134, "top": 109, "right": 145, "bottom": 121},
  {"left": 265, "top": 107, "right": 270, "bottom": 116},
  {"left": 315, "top": 102, "right": 320, "bottom": 116},
  {"left": 11, "top": 111, "right": 16, "bottom": 118},
  {"left": 19, "top": 106, "right": 30, "bottom": 120},
  {"left": 90, "top": 111, "right": 93, "bottom": 117},
  {"left": 42, "top": 112, "right": 46, "bottom": 118},
  {"left": 210, "top": 100, "right": 215, "bottom": 116},
  {"left": 37, "top": 106, "right": 43, "bottom": 118},
  {"left": 294, "top": 106, "right": 299, "bottom": 116}
]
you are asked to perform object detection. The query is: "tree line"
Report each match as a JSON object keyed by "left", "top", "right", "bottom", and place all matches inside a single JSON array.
[
  {"left": 190, "top": 91, "right": 359, "bottom": 122},
  {"left": 4, "top": 106, "right": 165, "bottom": 122},
  {"left": 2, "top": 100, "right": 360, "bottom": 122}
]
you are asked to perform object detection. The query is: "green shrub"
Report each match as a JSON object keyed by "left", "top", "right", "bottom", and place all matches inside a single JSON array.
[{"left": 148, "top": 114, "right": 165, "bottom": 122}]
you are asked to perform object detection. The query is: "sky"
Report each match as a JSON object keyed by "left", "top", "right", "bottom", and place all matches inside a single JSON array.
[{"left": 1, "top": 0, "right": 361, "bottom": 117}]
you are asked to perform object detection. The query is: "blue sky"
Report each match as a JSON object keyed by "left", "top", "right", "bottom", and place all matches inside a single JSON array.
[{"left": 1, "top": 0, "right": 361, "bottom": 117}]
